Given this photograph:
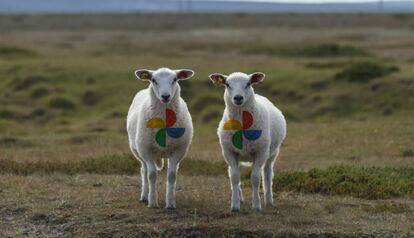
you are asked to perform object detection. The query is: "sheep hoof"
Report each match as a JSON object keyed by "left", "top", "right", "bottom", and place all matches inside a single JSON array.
[
  {"left": 231, "top": 208, "right": 240, "bottom": 213},
  {"left": 147, "top": 202, "right": 159, "bottom": 208},
  {"left": 165, "top": 206, "right": 176, "bottom": 210},
  {"left": 140, "top": 199, "right": 148, "bottom": 204},
  {"left": 254, "top": 207, "right": 262, "bottom": 212}
]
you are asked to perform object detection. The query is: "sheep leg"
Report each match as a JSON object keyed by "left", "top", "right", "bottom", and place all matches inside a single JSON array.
[
  {"left": 251, "top": 159, "right": 265, "bottom": 211},
  {"left": 140, "top": 162, "right": 149, "bottom": 203},
  {"left": 239, "top": 185, "right": 244, "bottom": 203},
  {"left": 146, "top": 160, "right": 159, "bottom": 208},
  {"left": 263, "top": 149, "right": 279, "bottom": 207},
  {"left": 166, "top": 158, "right": 180, "bottom": 209},
  {"left": 224, "top": 151, "right": 241, "bottom": 212}
]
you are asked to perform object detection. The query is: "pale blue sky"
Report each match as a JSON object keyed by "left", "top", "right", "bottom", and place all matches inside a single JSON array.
[{"left": 193, "top": 0, "right": 412, "bottom": 3}]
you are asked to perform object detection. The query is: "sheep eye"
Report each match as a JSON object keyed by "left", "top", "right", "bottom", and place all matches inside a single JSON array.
[
  {"left": 245, "top": 82, "right": 251, "bottom": 88},
  {"left": 172, "top": 78, "right": 177, "bottom": 84},
  {"left": 151, "top": 78, "right": 158, "bottom": 85},
  {"left": 225, "top": 83, "right": 230, "bottom": 88}
]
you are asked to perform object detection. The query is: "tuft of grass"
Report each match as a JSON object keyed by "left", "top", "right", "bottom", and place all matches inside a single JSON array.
[
  {"left": 401, "top": 149, "right": 414, "bottom": 157},
  {"left": 48, "top": 97, "right": 76, "bottom": 110},
  {"left": 295, "top": 44, "right": 367, "bottom": 58},
  {"left": 81, "top": 90, "right": 99, "bottom": 106},
  {"left": 274, "top": 166, "right": 414, "bottom": 199},
  {"left": 335, "top": 62, "right": 399, "bottom": 83},
  {"left": 0, "top": 45, "right": 37, "bottom": 58},
  {"left": 30, "top": 86, "right": 50, "bottom": 99},
  {"left": 0, "top": 109, "right": 19, "bottom": 119},
  {"left": 11, "top": 75, "right": 47, "bottom": 91}
]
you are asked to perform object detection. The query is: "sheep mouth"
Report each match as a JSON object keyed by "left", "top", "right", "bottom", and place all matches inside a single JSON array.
[
  {"left": 233, "top": 100, "right": 244, "bottom": 106},
  {"left": 161, "top": 99, "right": 171, "bottom": 104}
]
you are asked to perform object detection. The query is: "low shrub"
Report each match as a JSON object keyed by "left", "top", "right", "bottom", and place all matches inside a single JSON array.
[
  {"left": 49, "top": 97, "right": 76, "bottom": 110},
  {"left": 30, "top": 86, "right": 50, "bottom": 99},
  {"left": 335, "top": 62, "right": 399, "bottom": 83}
]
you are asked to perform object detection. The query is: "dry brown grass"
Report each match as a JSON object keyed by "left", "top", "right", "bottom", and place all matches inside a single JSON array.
[{"left": 1, "top": 174, "right": 413, "bottom": 237}]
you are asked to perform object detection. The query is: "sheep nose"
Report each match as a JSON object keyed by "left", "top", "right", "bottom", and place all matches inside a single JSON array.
[
  {"left": 233, "top": 95, "right": 243, "bottom": 104},
  {"left": 162, "top": 94, "right": 170, "bottom": 101},
  {"left": 234, "top": 95, "right": 243, "bottom": 101}
]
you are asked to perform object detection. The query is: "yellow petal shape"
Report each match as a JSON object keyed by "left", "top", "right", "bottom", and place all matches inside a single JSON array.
[
  {"left": 147, "top": 117, "right": 165, "bottom": 128},
  {"left": 223, "top": 120, "right": 242, "bottom": 130}
]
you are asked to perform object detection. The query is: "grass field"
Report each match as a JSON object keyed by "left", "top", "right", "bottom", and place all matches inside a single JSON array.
[{"left": 0, "top": 13, "right": 414, "bottom": 237}]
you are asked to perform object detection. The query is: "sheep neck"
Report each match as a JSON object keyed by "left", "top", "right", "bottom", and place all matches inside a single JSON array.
[{"left": 224, "top": 94, "right": 257, "bottom": 119}]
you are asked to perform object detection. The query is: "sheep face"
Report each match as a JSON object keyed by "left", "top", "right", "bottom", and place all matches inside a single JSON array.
[
  {"left": 135, "top": 68, "right": 194, "bottom": 104},
  {"left": 209, "top": 72, "right": 265, "bottom": 107}
]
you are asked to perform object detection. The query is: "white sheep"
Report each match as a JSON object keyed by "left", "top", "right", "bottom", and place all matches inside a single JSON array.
[
  {"left": 127, "top": 67, "right": 194, "bottom": 209},
  {"left": 209, "top": 72, "right": 286, "bottom": 212}
]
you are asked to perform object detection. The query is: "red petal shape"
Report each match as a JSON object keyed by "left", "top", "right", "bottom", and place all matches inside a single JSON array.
[
  {"left": 242, "top": 111, "right": 253, "bottom": 129},
  {"left": 166, "top": 108, "right": 176, "bottom": 128}
]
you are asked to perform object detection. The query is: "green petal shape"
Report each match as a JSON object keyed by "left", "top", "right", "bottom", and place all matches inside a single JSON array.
[
  {"left": 232, "top": 130, "right": 243, "bottom": 150},
  {"left": 155, "top": 128, "right": 166, "bottom": 147}
]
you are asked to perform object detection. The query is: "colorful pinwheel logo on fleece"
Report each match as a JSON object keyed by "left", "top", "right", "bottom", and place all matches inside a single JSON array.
[
  {"left": 146, "top": 108, "right": 185, "bottom": 147},
  {"left": 223, "top": 111, "right": 262, "bottom": 150}
]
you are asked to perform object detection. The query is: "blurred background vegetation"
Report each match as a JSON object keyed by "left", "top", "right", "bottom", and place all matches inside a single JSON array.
[{"left": 0, "top": 13, "right": 414, "bottom": 237}]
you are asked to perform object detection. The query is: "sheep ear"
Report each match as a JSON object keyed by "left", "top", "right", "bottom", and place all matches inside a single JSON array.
[
  {"left": 249, "top": 72, "right": 265, "bottom": 85},
  {"left": 134, "top": 69, "right": 153, "bottom": 81},
  {"left": 209, "top": 73, "right": 227, "bottom": 87},
  {"left": 176, "top": 69, "right": 194, "bottom": 81}
]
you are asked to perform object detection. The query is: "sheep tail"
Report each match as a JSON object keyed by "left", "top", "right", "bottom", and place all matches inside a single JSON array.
[{"left": 155, "top": 158, "right": 164, "bottom": 171}]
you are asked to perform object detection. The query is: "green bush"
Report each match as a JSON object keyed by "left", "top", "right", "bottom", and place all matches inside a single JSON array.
[
  {"left": 12, "top": 75, "right": 47, "bottom": 91},
  {"left": 49, "top": 97, "right": 76, "bottom": 110},
  {"left": 30, "top": 86, "right": 50, "bottom": 98},
  {"left": 401, "top": 149, "right": 414, "bottom": 157},
  {"left": 0, "top": 45, "right": 37, "bottom": 58},
  {"left": 335, "top": 62, "right": 399, "bottom": 83},
  {"left": 0, "top": 109, "right": 18, "bottom": 119}
]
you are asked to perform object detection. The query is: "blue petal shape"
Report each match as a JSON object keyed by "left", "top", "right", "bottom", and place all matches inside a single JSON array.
[
  {"left": 243, "top": 130, "right": 262, "bottom": 141},
  {"left": 166, "top": 128, "right": 185, "bottom": 138}
]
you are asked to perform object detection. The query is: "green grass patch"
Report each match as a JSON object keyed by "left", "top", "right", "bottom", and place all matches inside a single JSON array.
[
  {"left": 401, "top": 148, "right": 414, "bottom": 157},
  {"left": 335, "top": 62, "right": 399, "bottom": 83},
  {"left": 294, "top": 44, "right": 367, "bottom": 58},
  {"left": 0, "top": 155, "right": 227, "bottom": 177},
  {"left": 11, "top": 75, "right": 47, "bottom": 91},
  {"left": 2, "top": 157, "right": 414, "bottom": 200},
  {"left": 274, "top": 166, "right": 414, "bottom": 199},
  {"left": 48, "top": 97, "right": 76, "bottom": 110},
  {"left": 81, "top": 90, "right": 100, "bottom": 106},
  {"left": 30, "top": 86, "right": 50, "bottom": 99},
  {"left": 242, "top": 43, "right": 367, "bottom": 58},
  {"left": 0, "top": 45, "right": 37, "bottom": 58}
]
